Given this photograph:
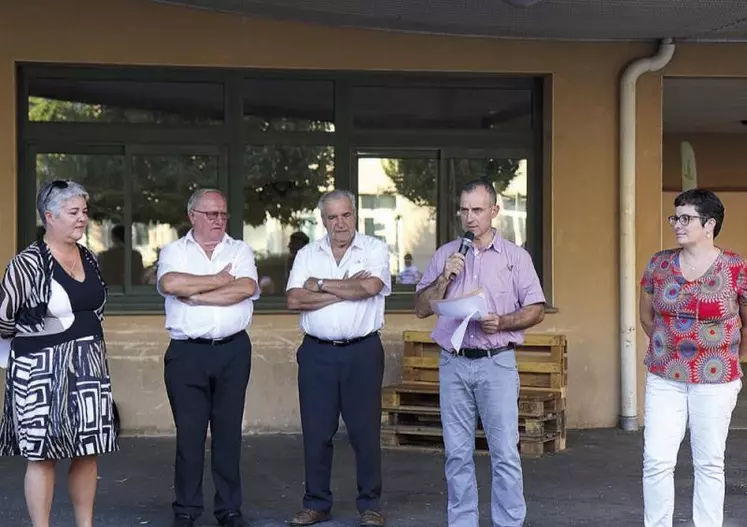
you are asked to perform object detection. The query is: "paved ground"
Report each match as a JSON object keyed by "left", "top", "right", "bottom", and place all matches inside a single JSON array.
[{"left": 1, "top": 429, "right": 747, "bottom": 526}]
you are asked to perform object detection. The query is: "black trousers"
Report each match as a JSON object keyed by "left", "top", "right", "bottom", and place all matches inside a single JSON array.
[
  {"left": 297, "top": 333, "right": 385, "bottom": 513},
  {"left": 164, "top": 332, "right": 251, "bottom": 521}
]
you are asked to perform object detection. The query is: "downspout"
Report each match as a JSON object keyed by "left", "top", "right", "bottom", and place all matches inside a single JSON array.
[{"left": 619, "top": 38, "right": 675, "bottom": 431}]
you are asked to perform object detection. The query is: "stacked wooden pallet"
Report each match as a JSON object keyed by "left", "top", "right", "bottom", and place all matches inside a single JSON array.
[{"left": 381, "top": 331, "right": 568, "bottom": 457}]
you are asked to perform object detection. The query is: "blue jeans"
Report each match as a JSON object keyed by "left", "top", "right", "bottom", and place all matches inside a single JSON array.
[{"left": 439, "top": 349, "right": 525, "bottom": 527}]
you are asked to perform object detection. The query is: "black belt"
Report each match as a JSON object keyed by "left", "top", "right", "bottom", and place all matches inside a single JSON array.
[
  {"left": 185, "top": 332, "right": 243, "bottom": 346},
  {"left": 305, "top": 331, "right": 379, "bottom": 347},
  {"left": 451, "top": 344, "right": 514, "bottom": 359}
]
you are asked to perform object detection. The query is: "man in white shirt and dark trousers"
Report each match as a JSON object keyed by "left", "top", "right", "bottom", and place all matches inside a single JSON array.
[
  {"left": 157, "top": 189, "right": 259, "bottom": 527},
  {"left": 286, "top": 190, "right": 391, "bottom": 527}
]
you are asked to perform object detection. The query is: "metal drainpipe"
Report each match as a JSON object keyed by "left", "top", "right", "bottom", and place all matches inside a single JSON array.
[{"left": 619, "top": 38, "right": 675, "bottom": 431}]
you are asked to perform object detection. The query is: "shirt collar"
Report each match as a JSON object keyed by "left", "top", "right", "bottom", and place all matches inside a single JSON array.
[
  {"left": 184, "top": 229, "right": 231, "bottom": 247},
  {"left": 463, "top": 229, "right": 503, "bottom": 253},
  {"left": 487, "top": 230, "right": 504, "bottom": 253},
  {"left": 318, "top": 232, "right": 363, "bottom": 253}
]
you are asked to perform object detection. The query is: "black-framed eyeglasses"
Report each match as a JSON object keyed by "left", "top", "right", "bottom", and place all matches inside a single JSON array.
[
  {"left": 41, "top": 180, "right": 69, "bottom": 205},
  {"left": 667, "top": 214, "right": 704, "bottom": 227},
  {"left": 192, "top": 210, "right": 230, "bottom": 221}
]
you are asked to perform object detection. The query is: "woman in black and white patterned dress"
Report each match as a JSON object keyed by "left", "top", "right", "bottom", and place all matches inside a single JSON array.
[{"left": 0, "top": 179, "right": 117, "bottom": 527}]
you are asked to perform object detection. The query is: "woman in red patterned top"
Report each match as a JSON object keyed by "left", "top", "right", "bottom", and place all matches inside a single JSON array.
[{"left": 639, "top": 189, "right": 747, "bottom": 527}]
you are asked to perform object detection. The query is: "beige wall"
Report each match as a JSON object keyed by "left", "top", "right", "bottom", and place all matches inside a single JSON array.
[{"left": 3, "top": 0, "right": 747, "bottom": 433}]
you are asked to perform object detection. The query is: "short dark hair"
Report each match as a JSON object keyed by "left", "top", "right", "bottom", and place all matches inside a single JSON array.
[
  {"left": 461, "top": 179, "right": 497, "bottom": 206},
  {"left": 111, "top": 224, "right": 125, "bottom": 243},
  {"left": 674, "top": 189, "right": 725, "bottom": 237},
  {"left": 290, "top": 231, "right": 309, "bottom": 244}
]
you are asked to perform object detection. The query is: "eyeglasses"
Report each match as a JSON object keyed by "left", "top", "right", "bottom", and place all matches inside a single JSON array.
[
  {"left": 42, "top": 180, "right": 69, "bottom": 204},
  {"left": 192, "top": 210, "right": 230, "bottom": 221},
  {"left": 667, "top": 214, "right": 704, "bottom": 227}
]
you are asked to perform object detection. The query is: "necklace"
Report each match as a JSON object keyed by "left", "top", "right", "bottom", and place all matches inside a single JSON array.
[
  {"left": 681, "top": 248, "right": 720, "bottom": 274},
  {"left": 681, "top": 253, "right": 697, "bottom": 271},
  {"left": 47, "top": 243, "right": 80, "bottom": 277}
]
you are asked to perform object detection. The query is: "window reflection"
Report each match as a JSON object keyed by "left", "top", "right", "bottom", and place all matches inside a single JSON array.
[
  {"left": 244, "top": 79, "right": 334, "bottom": 132},
  {"left": 243, "top": 145, "right": 335, "bottom": 296},
  {"left": 29, "top": 78, "right": 224, "bottom": 124},
  {"left": 98, "top": 224, "right": 144, "bottom": 288},
  {"left": 132, "top": 154, "right": 219, "bottom": 287},
  {"left": 35, "top": 153, "right": 220, "bottom": 290},
  {"left": 352, "top": 85, "right": 532, "bottom": 130},
  {"left": 357, "top": 155, "right": 437, "bottom": 291}
]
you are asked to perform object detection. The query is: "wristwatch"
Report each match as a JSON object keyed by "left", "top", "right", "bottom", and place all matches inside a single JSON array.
[{"left": 317, "top": 279, "right": 325, "bottom": 291}]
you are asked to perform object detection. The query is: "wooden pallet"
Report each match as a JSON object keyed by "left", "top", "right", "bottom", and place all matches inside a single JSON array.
[
  {"left": 381, "top": 425, "right": 566, "bottom": 458},
  {"left": 381, "top": 383, "right": 567, "bottom": 456},
  {"left": 382, "top": 405, "right": 565, "bottom": 438},
  {"left": 402, "top": 331, "right": 568, "bottom": 393},
  {"left": 519, "top": 392, "right": 566, "bottom": 417},
  {"left": 382, "top": 383, "right": 566, "bottom": 414}
]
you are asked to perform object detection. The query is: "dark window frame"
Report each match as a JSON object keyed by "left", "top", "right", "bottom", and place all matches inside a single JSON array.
[{"left": 17, "top": 63, "right": 548, "bottom": 314}]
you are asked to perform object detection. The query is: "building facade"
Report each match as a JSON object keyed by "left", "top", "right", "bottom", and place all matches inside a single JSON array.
[{"left": 2, "top": 0, "right": 747, "bottom": 434}]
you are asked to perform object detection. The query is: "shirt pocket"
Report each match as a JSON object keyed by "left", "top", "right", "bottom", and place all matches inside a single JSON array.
[
  {"left": 344, "top": 258, "right": 367, "bottom": 278},
  {"left": 488, "top": 265, "right": 519, "bottom": 312}
]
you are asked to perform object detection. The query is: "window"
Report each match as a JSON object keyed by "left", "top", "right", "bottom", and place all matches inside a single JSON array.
[
  {"left": 244, "top": 79, "right": 334, "bottom": 132},
  {"left": 357, "top": 153, "right": 438, "bottom": 292},
  {"left": 243, "top": 145, "right": 334, "bottom": 296},
  {"left": 18, "top": 65, "right": 545, "bottom": 312},
  {"left": 131, "top": 153, "right": 220, "bottom": 289},
  {"left": 28, "top": 77, "right": 224, "bottom": 124},
  {"left": 352, "top": 84, "right": 532, "bottom": 130}
]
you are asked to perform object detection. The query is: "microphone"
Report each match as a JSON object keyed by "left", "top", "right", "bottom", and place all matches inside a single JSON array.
[
  {"left": 449, "top": 232, "right": 474, "bottom": 279},
  {"left": 458, "top": 231, "right": 475, "bottom": 256}
]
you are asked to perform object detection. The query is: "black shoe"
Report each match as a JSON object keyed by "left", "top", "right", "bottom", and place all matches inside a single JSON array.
[
  {"left": 172, "top": 514, "right": 194, "bottom": 527},
  {"left": 219, "top": 511, "right": 248, "bottom": 527}
]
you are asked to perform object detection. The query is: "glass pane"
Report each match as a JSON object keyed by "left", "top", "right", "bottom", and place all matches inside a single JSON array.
[
  {"left": 243, "top": 145, "right": 335, "bottom": 296},
  {"left": 358, "top": 156, "right": 438, "bottom": 291},
  {"left": 244, "top": 79, "right": 334, "bottom": 132},
  {"left": 132, "top": 154, "right": 220, "bottom": 287},
  {"left": 35, "top": 153, "right": 127, "bottom": 291},
  {"left": 448, "top": 158, "right": 528, "bottom": 249},
  {"left": 352, "top": 85, "right": 532, "bottom": 130},
  {"left": 28, "top": 78, "right": 224, "bottom": 124}
]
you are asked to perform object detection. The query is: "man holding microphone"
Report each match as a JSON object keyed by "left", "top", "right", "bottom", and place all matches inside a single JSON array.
[{"left": 415, "top": 179, "right": 546, "bottom": 527}]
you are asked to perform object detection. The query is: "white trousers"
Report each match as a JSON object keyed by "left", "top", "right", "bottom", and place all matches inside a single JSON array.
[{"left": 643, "top": 373, "right": 741, "bottom": 527}]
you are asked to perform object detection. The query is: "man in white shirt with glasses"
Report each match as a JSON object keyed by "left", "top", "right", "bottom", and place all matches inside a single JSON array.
[{"left": 157, "top": 188, "right": 259, "bottom": 527}]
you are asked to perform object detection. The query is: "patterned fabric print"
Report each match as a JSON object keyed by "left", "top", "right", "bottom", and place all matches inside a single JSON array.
[
  {"left": 0, "top": 241, "right": 106, "bottom": 339},
  {"left": 641, "top": 249, "right": 747, "bottom": 384},
  {"left": 0, "top": 336, "right": 118, "bottom": 460}
]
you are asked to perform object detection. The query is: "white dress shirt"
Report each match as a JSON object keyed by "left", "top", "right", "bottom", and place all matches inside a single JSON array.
[
  {"left": 157, "top": 231, "right": 260, "bottom": 340},
  {"left": 286, "top": 233, "right": 391, "bottom": 341}
]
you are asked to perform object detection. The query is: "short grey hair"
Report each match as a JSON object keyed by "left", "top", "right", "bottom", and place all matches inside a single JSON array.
[
  {"left": 318, "top": 189, "right": 356, "bottom": 216},
  {"left": 36, "top": 180, "right": 89, "bottom": 226},
  {"left": 187, "top": 188, "right": 225, "bottom": 214}
]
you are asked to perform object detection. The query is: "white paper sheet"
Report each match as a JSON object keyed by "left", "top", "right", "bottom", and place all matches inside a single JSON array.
[
  {"left": 431, "top": 291, "right": 489, "bottom": 351},
  {"left": 0, "top": 338, "right": 10, "bottom": 369}
]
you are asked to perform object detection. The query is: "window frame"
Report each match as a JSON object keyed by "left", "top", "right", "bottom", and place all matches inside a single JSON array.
[{"left": 17, "top": 64, "right": 548, "bottom": 314}]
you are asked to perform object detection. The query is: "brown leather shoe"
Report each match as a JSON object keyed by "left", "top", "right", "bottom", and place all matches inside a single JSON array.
[
  {"left": 360, "top": 509, "right": 385, "bottom": 526},
  {"left": 287, "top": 508, "right": 331, "bottom": 526}
]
